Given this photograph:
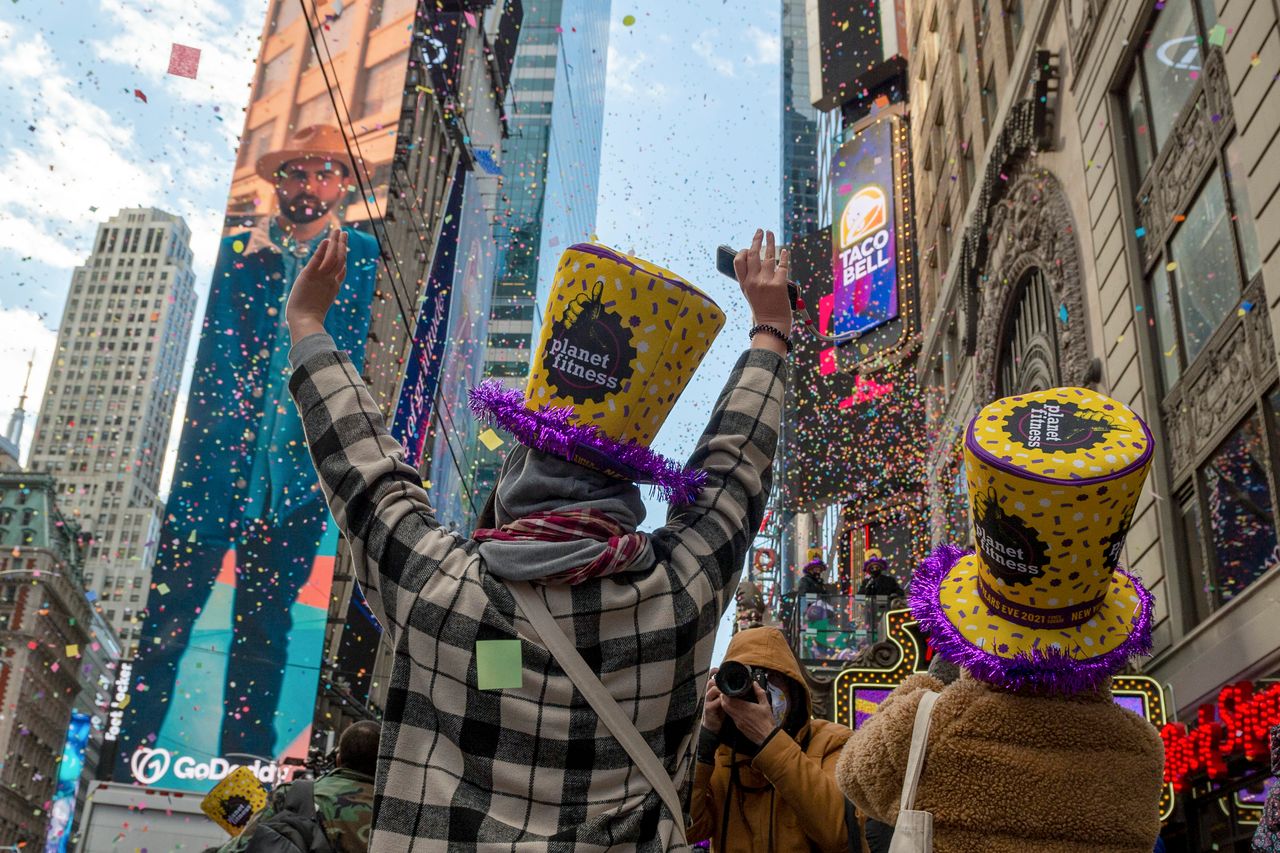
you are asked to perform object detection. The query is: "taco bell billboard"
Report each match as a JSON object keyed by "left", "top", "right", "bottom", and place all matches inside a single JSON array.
[{"left": 831, "top": 117, "right": 899, "bottom": 338}]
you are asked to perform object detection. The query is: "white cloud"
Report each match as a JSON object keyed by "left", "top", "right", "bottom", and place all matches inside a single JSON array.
[
  {"left": 91, "top": 0, "right": 268, "bottom": 134},
  {"left": 0, "top": 219, "right": 85, "bottom": 270},
  {"left": 0, "top": 28, "right": 165, "bottom": 231},
  {"left": 744, "top": 25, "right": 781, "bottom": 67},
  {"left": 689, "top": 24, "right": 780, "bottom": 78},
  {"left": 692, "top": 36, "right": 738, "bottom": 77},
  {"left": 0, "top": 307, "right": 58, "bottom": 465},
  {"left": 606, "top": 43, "right": 669, "bottom": 99}
]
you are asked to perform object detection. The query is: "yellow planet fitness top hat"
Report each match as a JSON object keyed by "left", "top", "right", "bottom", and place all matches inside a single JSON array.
[
  {"left": 469, "top": 243, "right": 725, "bottom": 503},
  {"left": 910, "top": 387, "right": 1156, "bottom": 694}
]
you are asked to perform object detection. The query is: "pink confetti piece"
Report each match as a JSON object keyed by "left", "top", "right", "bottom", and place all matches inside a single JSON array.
[{"left": 167, "top": 43, "right": 201, "bottom": 79}]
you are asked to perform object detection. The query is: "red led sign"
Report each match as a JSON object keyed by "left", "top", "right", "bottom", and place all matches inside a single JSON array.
[{"left": 1162, "top": 681, "right": 1280, "bottom": 793}]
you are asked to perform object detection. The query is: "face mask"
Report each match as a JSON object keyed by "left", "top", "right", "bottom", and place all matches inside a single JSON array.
[{"left": 767, "top": 683, "right": 789, "bottom": 725}]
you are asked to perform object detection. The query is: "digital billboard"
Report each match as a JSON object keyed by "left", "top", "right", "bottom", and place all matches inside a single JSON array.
[
  {"left": 427, "top": 177, "right": 499, "bottom": 528},
  {"left": 116, "top": 0, "right": 412, "bottom": 791},
  {"left": 832, "top": 116, "right": 898, "bottom": 338},
  {"left": 45, "top": 712, "right": 91, "bottom": 853},
  {"left": 806, "top": 0, "right": 908, "bottom": 111},
  {"left": 781, "top": 225, "right": 923, "bottom": 514}
]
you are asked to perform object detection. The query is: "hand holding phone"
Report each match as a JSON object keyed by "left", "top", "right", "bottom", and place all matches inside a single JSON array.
[{"left": 717, "top": 244, "right": 798, "bottom": 310}]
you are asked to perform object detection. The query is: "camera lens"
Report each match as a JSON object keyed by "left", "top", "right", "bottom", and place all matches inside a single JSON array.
[{"left": 715, "top": 661, "right": 754, "bottom": 699}]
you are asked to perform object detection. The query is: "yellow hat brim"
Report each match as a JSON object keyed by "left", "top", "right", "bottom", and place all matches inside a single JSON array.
[{"left": 936, "top": 554, "right": 1148, "bottom": 661}]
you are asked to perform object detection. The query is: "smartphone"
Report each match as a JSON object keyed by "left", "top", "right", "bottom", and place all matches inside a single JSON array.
[{"left": 716, "top": 244, "right": 799, "bottom": 310}]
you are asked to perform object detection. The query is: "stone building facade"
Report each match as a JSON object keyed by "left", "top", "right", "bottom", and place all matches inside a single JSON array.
[
  {"left": 26, "top": 208, "right": 196, "bottom": 653},
  {"left": 914, "top": 0, "right": 1280, "bottom": 732},
  {"left": 0, "top": 471, "right": 113, "bottom": 846}
]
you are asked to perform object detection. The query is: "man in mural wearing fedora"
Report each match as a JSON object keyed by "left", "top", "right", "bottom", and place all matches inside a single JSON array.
[{"left": 129, "top": 125, "right": 380, "bottom": 763}]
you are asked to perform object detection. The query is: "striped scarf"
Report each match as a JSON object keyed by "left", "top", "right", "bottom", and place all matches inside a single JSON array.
[{"left": 473, "top": 509, "right": 651, "bottom": 585}]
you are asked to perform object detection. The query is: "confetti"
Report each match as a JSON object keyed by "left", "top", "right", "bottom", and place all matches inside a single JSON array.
[
  {"left": 1135, "top": 227, "right": 1146, "bottom": 238},
  {"left": 622, "top": 14, "right": 636, "bottom": 25},
  {"left": 167, "top": 43, "right": 202, "bottom": 79},
  {"left": 1166, "top": 261, "right": 1177, "bottom": 272},
  {"left": 1208, "top": 24, "right": 1227, "bottom": 46},
  {"left": 478, "top": 428, "right": 504, "bottom": 451},
  {"left": 133, "top": 88, "right": 148, "bottom": 103}
]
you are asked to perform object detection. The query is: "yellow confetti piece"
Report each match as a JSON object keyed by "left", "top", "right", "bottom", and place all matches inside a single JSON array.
[
  {"left": 157, "top": 582, "right": 170, "bottom": 595},
  {"left": 231, "top": 239, "right": 245, "bottom": 253},
  {"left": 622, "top": 14, "right": 636, "bottom": 25},
  {"left": 66, "top": 644, "right": 79, "bottom": 657},
  {"left": 1166, "top": 261, "right": 1177, "bottom": 272},
  {"left": 478, "top": 428, "right": 504, "bottom": 451}
]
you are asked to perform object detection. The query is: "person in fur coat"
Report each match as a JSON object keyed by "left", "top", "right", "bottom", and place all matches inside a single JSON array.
[{"left": 837, "top": 387, "right": 1167, "bottom": 852}]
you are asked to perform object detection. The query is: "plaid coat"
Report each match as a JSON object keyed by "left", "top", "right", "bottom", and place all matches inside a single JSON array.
[{"left": 290, "top": 338, "right": 785, "bottom": 851}]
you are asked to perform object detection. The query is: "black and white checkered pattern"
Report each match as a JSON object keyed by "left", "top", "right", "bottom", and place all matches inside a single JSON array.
[{"left": 290, "top": 344, "right": 785, "bottom": 851}]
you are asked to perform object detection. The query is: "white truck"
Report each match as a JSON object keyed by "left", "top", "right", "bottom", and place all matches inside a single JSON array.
[{"left": 74, "top": 779, "right": 228, "bottom": 852}]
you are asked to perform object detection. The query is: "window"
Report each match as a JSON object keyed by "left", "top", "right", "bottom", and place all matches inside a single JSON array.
[
  {"left": 357, "top": 52, "right": 408, "bottom": 118},
  {"left": 1201, "top": 414, "right": 1279, "bottom": 605},
  {"left": 295, "top": 93, "right": 334, "bottom": 130},
  {"left": 370, "top": 0, "right": 417, "bottom": 28},
  {"left": 257, "top": 49, "right": 294, "bottom": 99},
  {"left": 1125, "top": 0, "right": 1220, "bottom": 176},
  {"left": 240, "top": 120, "right": 277, "bottom": 171},
  {"left": 271, "top": 0, "right": 302, "bottom": 33},
  {"left": 982, "top": 66, "right": 998, "bottom": 128},
  {"left": 309, "top": 9, "right": 357, "bottom": 63},
  {"left": 1006, "top": 0, "right": 1025, "bottom": 60},
  {"left": 1148, "top": 265, "right": 1180, "bottom": 388},
  {"left": 1167, "top": 171, "right": 1242, "bottom": 365},
  {"left": 1225, "top": 138, "right": 1263, "bottom": 283}
]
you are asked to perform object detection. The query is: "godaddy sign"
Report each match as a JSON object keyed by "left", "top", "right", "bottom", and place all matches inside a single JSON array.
[{"left": 129, "top": 745, "right": 295, "bottom": 788}]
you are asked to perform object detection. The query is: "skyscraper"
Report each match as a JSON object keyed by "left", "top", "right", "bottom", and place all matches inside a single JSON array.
[
  {"left": 454, "top": 0, "right": 612, "bottom": 519},
  {"left": 27, "top": 208, "right": 196, "bottom": 653},
  {"left": 780, "top": 0, "right": 822, "bottom": 244}
]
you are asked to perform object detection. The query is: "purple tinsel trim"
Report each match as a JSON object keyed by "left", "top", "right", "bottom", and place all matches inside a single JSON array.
[
  {"left": 909, "top": 543, "right": 1154, "bottom": 696},
  {"left": 467, "top": 380, "right": 708, "bottom": 505}
]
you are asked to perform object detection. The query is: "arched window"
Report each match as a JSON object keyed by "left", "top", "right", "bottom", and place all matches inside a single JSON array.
[{"left": 996, "top": 268, "right": 1061, "bottom": 397}]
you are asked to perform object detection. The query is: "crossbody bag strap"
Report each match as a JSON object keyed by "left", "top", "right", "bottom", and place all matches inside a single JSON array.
[
  {"left": 899, "top": 691, "right": 940, "bottom": 813},
  {"left": 507, "top": 580, "right": 688, "bottom": 841}
]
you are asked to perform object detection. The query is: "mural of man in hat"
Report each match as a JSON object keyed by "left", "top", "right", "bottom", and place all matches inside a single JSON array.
[
  {"left": 285, "top": 229, "right": 793, "bottom": 847},
  {"left": 836, "top": 387, "right": 1166, "bottom": 853},
  {"left": 129, "top": 125, "right": 381, "bottom": 763}
]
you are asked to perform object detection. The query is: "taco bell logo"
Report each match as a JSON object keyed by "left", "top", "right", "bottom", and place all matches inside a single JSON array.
[
  {"left": 838, "top": 185, "right": 892, "bottom": 281},
  {"left": 129, "top": 746, "right": 288, "bottom": 787}
]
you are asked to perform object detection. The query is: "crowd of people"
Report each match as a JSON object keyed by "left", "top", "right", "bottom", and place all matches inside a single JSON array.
[{"left": 204, "top": 228, "right": 1229, "bottom": 852}]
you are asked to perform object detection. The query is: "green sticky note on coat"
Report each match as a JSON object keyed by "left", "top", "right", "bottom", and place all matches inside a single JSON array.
[{"left": 476, "top": 640, "right": 523, "bottom": 690}]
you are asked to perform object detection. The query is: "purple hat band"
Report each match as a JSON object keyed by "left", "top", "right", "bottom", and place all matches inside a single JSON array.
[
  {"left": 467, "top": 380, "right": 707, "bottom": 505},
  {"left": 909, "top": 544, "right": 1154, "bottom": 695}
]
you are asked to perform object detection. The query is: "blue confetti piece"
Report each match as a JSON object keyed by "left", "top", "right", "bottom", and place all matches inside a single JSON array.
[
  {"left": 1058, "top": 303, "right": 1068, "bottom": 324},
  {"left": 1135, "top": 227, "right": 1146, "bottom": 238}
]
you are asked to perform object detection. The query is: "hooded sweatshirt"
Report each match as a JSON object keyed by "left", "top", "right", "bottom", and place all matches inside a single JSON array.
[{"left": 687, "top": 627, "right": 852, "bottom": 852}]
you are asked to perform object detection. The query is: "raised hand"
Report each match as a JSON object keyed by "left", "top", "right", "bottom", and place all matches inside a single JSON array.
[
  {"left": 286, "top": 228, "right": 348, "bottom": 342},
  {"left": 733, "top": 229, "right": 791, "bottom": 335}
]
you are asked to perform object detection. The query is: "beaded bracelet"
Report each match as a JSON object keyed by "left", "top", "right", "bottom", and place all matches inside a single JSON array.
[{"left": 748, "top": 323, "right": 793, "bottom": 353}]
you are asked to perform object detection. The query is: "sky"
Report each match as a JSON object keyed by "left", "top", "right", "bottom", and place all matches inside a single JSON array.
[{"left": 0, "top": 0, "right": 782, "bottom": 661}]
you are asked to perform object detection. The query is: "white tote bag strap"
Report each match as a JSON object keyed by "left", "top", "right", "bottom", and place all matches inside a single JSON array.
[
  {"left": 899, "top": 691, "right": 940, "bottom": 813},
  {"left": 508, "top": 580, "right": 688, "bottom": 843}
]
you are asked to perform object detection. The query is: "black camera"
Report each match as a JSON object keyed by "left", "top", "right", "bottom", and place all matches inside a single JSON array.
[
  {"left": 715, "top": 661, "right": 769, "bottom": 700},
  {"left": 713, "top": 661, "right": 774, "bottom": 755}
]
